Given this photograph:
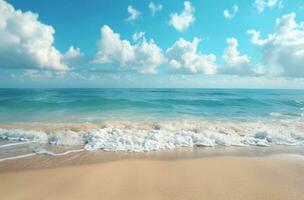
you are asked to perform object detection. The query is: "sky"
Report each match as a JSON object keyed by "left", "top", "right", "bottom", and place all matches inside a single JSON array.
[{"left": 0, "top": 0, "right": 304, "bottom": 88}]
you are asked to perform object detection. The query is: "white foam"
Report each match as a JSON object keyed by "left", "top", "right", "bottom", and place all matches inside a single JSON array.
[
  {"left": 0, "top": 153, "right": 36, "bottom": 162},
  {"left": 0, "top": 147, "right": 84, "bottom": 162},
  {"left": 269, "top": 112, "right": 283, "bottom": 117},
  {"left": 0, "top": 141, "right": 31, "bottom": 148},
  {"left": 0, "top": 119, "right": 304, "bottom": 152},
  {"left": 33, "top": 147, "right": 84, "bottom": 156},
  {"left": 0, "top": 128, "right": 48, "bottom": 143}
]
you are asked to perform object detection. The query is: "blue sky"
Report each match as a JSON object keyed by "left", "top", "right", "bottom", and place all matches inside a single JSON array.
[{"left": 1, "top": 0, "right": 304, "bottom": 88}]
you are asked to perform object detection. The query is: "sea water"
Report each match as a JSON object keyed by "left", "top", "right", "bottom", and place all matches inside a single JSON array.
[{"left": 1, "top": 88, "right": 304, "bottom": 159}]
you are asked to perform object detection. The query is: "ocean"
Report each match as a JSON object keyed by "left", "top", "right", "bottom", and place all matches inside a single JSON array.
[{"left": 1, "top": 88, "right": 304, "bottom": 159}]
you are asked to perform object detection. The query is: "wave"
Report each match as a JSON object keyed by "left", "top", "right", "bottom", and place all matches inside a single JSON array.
[
  {"left": 0, "top": 119, "right": 304, "bottom": 152},
  {"left": 2, "top": 89, "right": 304, "bottom": 124}
]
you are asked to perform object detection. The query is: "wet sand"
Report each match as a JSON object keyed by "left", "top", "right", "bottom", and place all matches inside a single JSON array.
[{"left": 0, "top": 155, "right": 304, "bottom": 200}]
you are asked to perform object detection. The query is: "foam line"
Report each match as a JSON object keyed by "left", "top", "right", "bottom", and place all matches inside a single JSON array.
[
  {"left": 0, "top": 149, "right": 84, "bottom": 162},
  {"left": 0, "top": 141, "right": 31, "bottom": 148},
  {"left": 34, "top": 148, "right": 84, "bottom": 156},
  {"left": 0, "top": 153, "right": 36, "bottom": 162}
]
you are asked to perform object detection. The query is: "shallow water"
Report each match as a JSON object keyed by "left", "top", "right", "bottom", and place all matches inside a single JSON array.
[
  {"left": 1, "top": 88, "right": 304, "bottom": 159},
  {"left": 1, "top": 88, "right": 304, "bottom": 122}
]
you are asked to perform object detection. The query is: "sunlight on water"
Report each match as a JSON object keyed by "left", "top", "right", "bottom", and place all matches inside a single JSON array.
[{"left": 0, "top": 89, "right": 304, "bottom": 158}]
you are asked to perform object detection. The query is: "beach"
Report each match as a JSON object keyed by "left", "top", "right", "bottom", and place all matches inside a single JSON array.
[
  {"left": 1, "top": 89, "right": 304, "bottom": 199},
  {"left": 0, "top": 154, "right": 304, "bottom": 200},
  {"left": 1, "top": 0, "right": 304, "bottom": 198}
]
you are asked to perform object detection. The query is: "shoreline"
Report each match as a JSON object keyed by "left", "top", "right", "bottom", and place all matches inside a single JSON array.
[
  {"left": 1, "top": 145, "right": 304, "bottom": 172},
  {"left": 0, "top": 154, "right": 303, "bottom": 200}
]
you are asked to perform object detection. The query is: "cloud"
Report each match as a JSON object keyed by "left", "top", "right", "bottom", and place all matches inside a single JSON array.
[
  {"left": 21, "top": 69, "right": 87, "bottom": 80},
  {"left": 0, "top": 0, "right": 67, "bottom": 71},
  {"left": 149, "top": 2, "right": 163, "bottom": 16},
  {"left": 23, "top": 69, "right": 53, "bottom": 79},
  {"left": 62, "top": 46, "right": 87, "bottom": 69},
  {"left": 169, "top": 1, "right": 195, "bottom": 32},
  {"left": 220, "top": 38, "right": 263, "bottom": 76},
  {"left": 133, "top": 31, "right": 145, "bottom": 42},
  {"left": 166, "top": 38, "right": 217, "bottom": 74},
  {"left": 64, "top": 46, "right": 83, "bottom": 59},
  {"left": 126, "top": 5, "right": 141, "bottom": 21},
  {"left": 93, "top": 25, "right": 165, "bottom": 74},
  {"left": 223, "top": 4, "right": 239, "bottom": 20},
  {"left": 93, "top": 26, "right": 134, "bottom": 67},
  {"left": 253, "top": 0, "right": 283, "bottom": 13},
  {"left": 247, "top": 13, "right": 304, "bottom": 77}
]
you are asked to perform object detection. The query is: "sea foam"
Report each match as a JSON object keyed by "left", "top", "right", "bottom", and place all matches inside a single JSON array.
[{"left": 0, "top": 119, "right": 304, "bottom": 152}]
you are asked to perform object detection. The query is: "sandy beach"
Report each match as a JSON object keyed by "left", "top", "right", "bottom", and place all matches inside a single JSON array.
[
  {"left": 0, "top": 155, "right": 304, "bottom": 200},
  {"left": 1, "top": 0, "right": 304, "bottom": 198}
]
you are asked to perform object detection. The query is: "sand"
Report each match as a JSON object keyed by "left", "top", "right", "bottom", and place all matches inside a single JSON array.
[{"left": 0, "top": 155, "right": 304, "bottom": 200}]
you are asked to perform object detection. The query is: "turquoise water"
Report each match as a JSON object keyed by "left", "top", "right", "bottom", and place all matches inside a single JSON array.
[
  {"left": 1, "top": 88, "right": 304, "bottom": 155},
  {"left": 0, "top": 88, "right": 304, "bottom": 123}
]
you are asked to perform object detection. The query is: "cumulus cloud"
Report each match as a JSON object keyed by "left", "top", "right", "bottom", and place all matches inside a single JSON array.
[
  {"left": 93, "top": 26, "right": 134, "bottom": 67},
  {"left": 253, "top": 0, "right": 283, "bottom": 13},
  {"left": 220, "top": 38, "right": 262, "bottom": 76},
  {"left": 93, "top": 25, "right": 165, "bottom": 74},
  {"left": 169, "top": 1, "right": 195, "bottom": 32},
  {"left": 0, "top": 0, "right": 67, "bottom": 71},
  {"left": 166, "top": 38, "right": 217, "bottom": 74},
  {"left": 62, "top": 46, "right": 87, "bottom": 68},
  {"left": 126, "top": 5, "right": 141, "bottom": 21},
  {"left": 223, "top": 5, "right": 239, "bottom": 20},
  {"left": 149, "top": 2, "right": 163, "bottom": 16},
  {"left": 64, "top": 46, "right": 83, "bottom": 59},
  {"left": 247, "top": 13, "right": 304, "bottom": 77}
]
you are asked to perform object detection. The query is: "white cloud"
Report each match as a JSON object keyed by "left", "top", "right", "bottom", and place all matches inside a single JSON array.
[
  {"left": 0, "top": 0, "right": 68, "bottom": 71},
  {"left": 149, "top": 2, "right": 163, "bottom": 16},
  {"left": 247, "top": 13, "right": 304, "bottom": 77},
  {"left": 221, "top": 38, "right": 262, "bottom": 76},
  {"left": 169, "top": 1, "right": 195, "bottom": 32},
  {"left": 64, "top": 46, "right": 83, "bottom": 59},
  {"left": 223, "top": 4, "right": 239, "bottom": 20},
  {"left": 253, "top": 0, "right": 283, "bottom": 13},
  {"left": 21, "top": 69, "right": 87, "bottom": 80},
  {"left": 126, "top": 5, "right": 141, "bottom": 21},
  {"left": 166, "top": 38, "right": 217, "bottom": 74},
  {"left": 62, "top": 46, "right": 87, "bottom": 68},
  {"left": 133, "top": 31, "right": 145, "bottom": 41},
  {"left": 93, "top": 25, "right": 134, "bottom": 67},
  {"left": 93, "top": 25, "right": 165, "bottom": 74},
  {"left": 23, "top": 69, "right": 53, "bottom": 79}
]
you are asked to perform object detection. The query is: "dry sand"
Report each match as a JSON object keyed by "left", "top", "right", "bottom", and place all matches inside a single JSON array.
[{"left": 0, "top": 155, "right": 304, "bottom": 200}]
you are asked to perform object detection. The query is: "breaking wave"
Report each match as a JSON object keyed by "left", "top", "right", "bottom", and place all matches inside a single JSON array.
[{"left": 1, "top": 119, "right": 304, "bottom": 153}]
